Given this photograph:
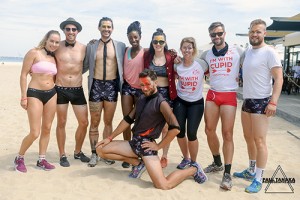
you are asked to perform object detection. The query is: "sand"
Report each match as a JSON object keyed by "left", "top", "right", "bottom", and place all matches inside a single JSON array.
[{"left": 0, "top": 63, "right": 299, "bottom": 200}]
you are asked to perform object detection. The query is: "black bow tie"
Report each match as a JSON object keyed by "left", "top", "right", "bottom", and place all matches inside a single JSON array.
[
  {"left": 44, "top": 48, "right": 55, "bottom": 57},
  {"left": 65, "top": 41, "right": 75, "bottom": 47}
]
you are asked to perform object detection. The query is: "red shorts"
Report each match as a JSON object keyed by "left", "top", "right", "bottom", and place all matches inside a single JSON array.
[{"left": 206, "top": 89, "right": 237, "bottom": 107}]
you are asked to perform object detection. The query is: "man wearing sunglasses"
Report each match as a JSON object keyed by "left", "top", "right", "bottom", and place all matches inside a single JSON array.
[
  {"left": 83, "top": 17, "right": 126, "bottom": 167},
  {"left": 55, "top": 17, "right": 90, "bottom": 167},
  {"left": 200, "top": 22, "right": 244, "bottom": 191}
]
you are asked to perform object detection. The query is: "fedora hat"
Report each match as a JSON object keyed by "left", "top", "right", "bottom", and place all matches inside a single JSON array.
[{"left": 60, "top": 17, "right": 82, "bottom": 32}]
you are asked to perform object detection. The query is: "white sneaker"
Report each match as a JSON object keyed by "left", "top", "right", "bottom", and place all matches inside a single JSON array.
[{"left": 88, "top": 153, "right": 98, "bottom": 167}]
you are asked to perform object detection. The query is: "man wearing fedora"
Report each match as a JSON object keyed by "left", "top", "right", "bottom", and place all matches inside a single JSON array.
[
  {"left": 83, "top": 17, "right": 126, "bottom": 167},
  {"left": 55, "top": 17, "right": 90, "bottom": 167}
]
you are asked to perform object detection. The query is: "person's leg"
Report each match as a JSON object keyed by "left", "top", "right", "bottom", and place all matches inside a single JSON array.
[
  {"left": 143, "top": 155, "right": 198, "bottom": 190},
  {"left": 37, "top": 94, "right": 57, "bottom": 170},
  {"left": 56, "top": 104, "right": 69, "bottom": 157},
  {"left": 102, "top": 101, "right": 117, "bottom": 139},
  {"left": 72, "top": 104, "right": 89, "bottom": 153},
  {"left": 121, "top": 94, "right": 134, "bottom": 141},
  {"left": 97, "top": 140, "right": 140, "bottom": 166},
  {"left": 204, "top": 101, "right": 223, "bottom": 172}
]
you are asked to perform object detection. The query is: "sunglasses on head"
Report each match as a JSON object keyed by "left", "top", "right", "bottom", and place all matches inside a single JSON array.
[
  {"left": 65, "top": 28, "right": 77, "bottom": 32},
  {"left": 210, "top": 32, "right": 224, "bottom": 37},
  {"left": 152, "top": 40, "right": 165, "bottom": 45}
]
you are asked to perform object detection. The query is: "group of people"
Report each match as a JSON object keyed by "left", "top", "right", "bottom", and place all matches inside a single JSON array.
[{"left": 14, "top": 17, "right": 283, "bottom": 193}]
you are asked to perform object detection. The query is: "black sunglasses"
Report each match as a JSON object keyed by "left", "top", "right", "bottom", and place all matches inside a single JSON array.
[
  {"left": 152, "top": 40, "right": 165, "bottom": 45},
  {"left": 210, "top": 32, "right": 224, "bottom": 37},
  {"left": 65, "top": 28, "right": 77, "bottom": 32}
]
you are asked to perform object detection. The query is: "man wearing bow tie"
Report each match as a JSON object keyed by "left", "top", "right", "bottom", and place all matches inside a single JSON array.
[{"left": 55, "top": 17, "right": 90, "bottom": 167}]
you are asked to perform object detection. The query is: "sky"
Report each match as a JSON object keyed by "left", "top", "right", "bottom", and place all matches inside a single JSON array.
[{"left": 0, "top": 0, "right": 299, "bottom": 57}]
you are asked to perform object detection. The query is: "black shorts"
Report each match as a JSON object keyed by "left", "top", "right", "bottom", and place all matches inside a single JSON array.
[
  {"left": 157, "top": 86, "right": 173, "bottom": 108},
  {"left": 89, "top": 79, "right": 118, "bottom": 102},
  {"left": 27, "top": 87, "right": 56, "bottom": 105},
  {"left": 242, "top": 97, "right": 271, "bottom": 114},
  {"left": 55, "top": 86, "right": 87, "bottom": 105},
  {"left": 129, "top": 135, "right": 158, "bottom": 158}
]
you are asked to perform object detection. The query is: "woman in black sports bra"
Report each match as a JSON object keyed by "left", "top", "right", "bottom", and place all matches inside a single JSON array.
[{"left": 14, "top": 30, "right": 60, "bottom": 173}]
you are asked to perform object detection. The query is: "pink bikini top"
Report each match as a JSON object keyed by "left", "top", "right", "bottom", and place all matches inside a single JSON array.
[{"left": 31, "top": 61, "right": 57, "bottom": 75}]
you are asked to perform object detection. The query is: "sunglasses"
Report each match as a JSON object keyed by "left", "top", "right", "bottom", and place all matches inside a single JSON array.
[
  {"left": 65, "top": 28, "right": 77, "bottom": 32},
  {"left": 210, "top": 32, "right": 224, "bottom": 37},
  {"left": 152, "top": 40, "right": 165, "bottom": 45}
]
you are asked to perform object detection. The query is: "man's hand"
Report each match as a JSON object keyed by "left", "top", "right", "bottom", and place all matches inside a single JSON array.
[
  {"left": 95, "top": 138, "right": 110, "bottom": 149},
  {"left": 141, "top": 140, "right": 159, "bottom": 152}
]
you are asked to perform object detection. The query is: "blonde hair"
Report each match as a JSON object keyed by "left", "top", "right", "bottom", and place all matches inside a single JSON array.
[
  {"left": 36, "top": 30, "right": 60, "bottom": 49},
  {"left": 180, "top": 37, "right": 198, "bottom": 57}
]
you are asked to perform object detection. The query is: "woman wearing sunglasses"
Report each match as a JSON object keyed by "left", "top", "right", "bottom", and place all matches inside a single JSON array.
[{"left": 144, "top": 28, "right": 177, "bottom": 168}]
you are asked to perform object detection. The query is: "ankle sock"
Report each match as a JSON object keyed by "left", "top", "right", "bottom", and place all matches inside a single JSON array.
[{"left": 213, "top": 154, "right": 222, "bottom": 166}]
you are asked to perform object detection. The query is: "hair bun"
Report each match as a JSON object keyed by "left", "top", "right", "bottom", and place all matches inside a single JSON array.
[{"left": 156, "top": 28, "right": 163, "bottom": 33}]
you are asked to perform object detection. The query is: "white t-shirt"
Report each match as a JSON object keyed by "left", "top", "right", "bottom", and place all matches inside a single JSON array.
[
  {"left": 243, "top": 45, "right": 282, "bottom": 99},
  {"left": 175, "top": 59, "right": 208, "bottom": 102},
  {"left": 200, "top": 45, "right": 244, "bottom": 91}
]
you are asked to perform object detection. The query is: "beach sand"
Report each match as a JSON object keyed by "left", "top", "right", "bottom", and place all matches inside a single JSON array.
[{"left": 0, "top": 63, "right": 299, "bottom": 200}]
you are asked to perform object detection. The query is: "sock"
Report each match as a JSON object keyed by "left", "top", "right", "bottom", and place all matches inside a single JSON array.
[
  {"left": 224, "top": 164, "right": 231, "bottom": 174},
  {"left": 39, "top": 155, "right": 46, "bottom": 161},
  {"left": 255, "top": 167, "right": 264, "bottom": 183},
  {"left": 213, "top": 154, "right": 222, "bottom": 166},
  {"left": 92, "top": 150, "right": 97, "bottom": 154},
  {"left": 248, "top": 160, "right": 256, "bottom": 174},
  {"left": 17, "top": 154, "right": 24, "bottom": 159}
]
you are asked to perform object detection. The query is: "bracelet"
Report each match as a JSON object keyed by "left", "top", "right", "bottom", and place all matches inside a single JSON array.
[
  {"left": 20, "top": 98, "right": 27, "bottom": 101},
  {"left": 269, "top": 102, "right": 277, "bottom": 106},
  {"left": 107, "top": 136, "right": 113, "bottom": 142}
]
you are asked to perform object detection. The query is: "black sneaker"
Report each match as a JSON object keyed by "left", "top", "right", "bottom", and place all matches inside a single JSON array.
[
  {"left": 74, "top": 151, "right": 90, "bottom": 163},
  {"left": 122, "top": 161, "right": 130, "bottom": 168},
  {"left": 60, "top": 155, "right": 70, "bottom": 167}
]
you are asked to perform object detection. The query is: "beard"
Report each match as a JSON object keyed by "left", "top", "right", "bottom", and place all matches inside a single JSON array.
[
  {"left": 212, "top": 37, "right": 224, "bottom": 47},
  {"left": 250, "top": 38, "right": 263, "bottom": 46}
]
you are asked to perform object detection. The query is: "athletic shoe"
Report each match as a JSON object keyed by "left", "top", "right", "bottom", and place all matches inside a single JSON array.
[
  {"left": 88, "top": 153, "right": 98, "bottom": 167},
  {"left": 14, "top": 156, "right": 27, "bottom": 173},
  {"left": 204, "top": 162, "right": 223, "bottom": 173},
  {"left": 176, "top": 158, "right": 191, "bottom": 169},
  {"left": 220, "top": 173, "right": 232, "bottom": 190},
  {"left": 100, "top": 157, "right": 115, "bottom": 165},
  {"left": 59, "top": 155, "right": 70, "bottom": 167},
  {"left": 74, "top": 151, "right": 90, "bottom": 163},
  {"left": 190, "top": 162, "right": 208, "bottom": 184},
  {"left": 233, "top": 169, "right": 255, "bottom": 181},
  {"left": 128, "top": 162, "right": 146, "bottom": 178},
  {"left": 36, "top": 159, "right": 55, "bottom": 171},
  {"left": 122, "top": 161, "right": 131, "bottom": 168},
  {"left": 160, "top": 157, "right": 168, "bottom": 168},
  {"left": 245, "top": 179, "right": 262, "bottom": 193}
]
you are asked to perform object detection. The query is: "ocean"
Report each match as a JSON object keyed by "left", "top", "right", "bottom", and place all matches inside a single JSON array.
[{"left": 0, "top": 56, "right": 23, "bottom": 63}]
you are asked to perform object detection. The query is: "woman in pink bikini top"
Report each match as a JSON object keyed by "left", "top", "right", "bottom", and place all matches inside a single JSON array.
[{"left": 14, "top": 30, "right": 61, "bottom": 173}]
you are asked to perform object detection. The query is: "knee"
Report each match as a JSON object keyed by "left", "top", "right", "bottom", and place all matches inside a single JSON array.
[
  {"left": 205, "top": 126, "right": 216, "bottom": 137},
  {"left": 29, "top": 131, "right": 40, "bottom": 140},
  {"left": 57, "top": 118, "right": 67, "bottom": 128},
  {"left": 222, "top": 131, "right": 233, "bottom": 142},
  {"left": 254, "top": 137, "right": 267, "bottom": 149},
  {"left": 79, "top": 119, "right": 89, "bottom": 128},
  {"left": 154, "top": 182, "right": 172, "bottom": 190},
  {"left": 96, "top": 146, "right": 104, "bottom": 157},
  {"left": 187, "top": 134, "right": 197, "bottom": 141}
]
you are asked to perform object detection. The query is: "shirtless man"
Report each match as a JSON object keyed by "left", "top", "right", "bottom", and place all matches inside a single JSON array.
[
  {"left": 83, "top": 17, "right": 125, "bottom": 167},
  {"left": 55, "top": 17, "right": 90, "bottom": 167}
]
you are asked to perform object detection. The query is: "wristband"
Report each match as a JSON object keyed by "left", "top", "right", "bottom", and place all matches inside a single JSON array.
[
  {"left": 107, "top": 136, "right": 113, "bottom": 142},
  {"left": 269, "top": 102, "right": 277, "bottom": 106},
  {"left": 21, "top": 98, "right": 27, "bottom": 101}
]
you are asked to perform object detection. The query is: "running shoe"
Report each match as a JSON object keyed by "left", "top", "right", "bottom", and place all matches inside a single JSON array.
[
  {"left": 14, "top": 156, "right": 27, "bottom": 173},
  {"left": 59, "top": 155, "right": 70, "bottom": 167},
  {"left": 74, "top": 151, "right": 90, "bottom": 163},
  {"left": 204, "top": 162, "right": 223, "bottom": 173},
  {"left": 233, "top": 169, "right": 255, "bottom": 181},
  {"left": 36, "top": 159, "right": 55, "bottom": 171},
  {"left": 245, "top": 179, "right": 262, "bottom": 193},
  {"left": 128, "top": 162, "right": 146, "bottom": 178},
  {"left": 220, "top": 173, "right": 232, "bottom": 190},
  {"left": 122, "top": 161, "right": 131, "bottom": 168},
  {"left": 190, "top": 162, "right": 208, "bottom": 184},
  {"left": 176, "top": 158, "right": 191, "bottom": 169},
  {"left": 88, "top": 153, "right": 99, "bottom": 167}
]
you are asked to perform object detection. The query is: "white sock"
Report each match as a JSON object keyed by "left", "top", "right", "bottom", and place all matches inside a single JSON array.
[
  {"left": 39, "top": 155, "right": 46, "bottom": 161},
  {"left": 255, "top": 167, "right": 264, "bottom": 183},
  {"left": 248, "top": 160, "right": 256, "bottom": 174}
]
